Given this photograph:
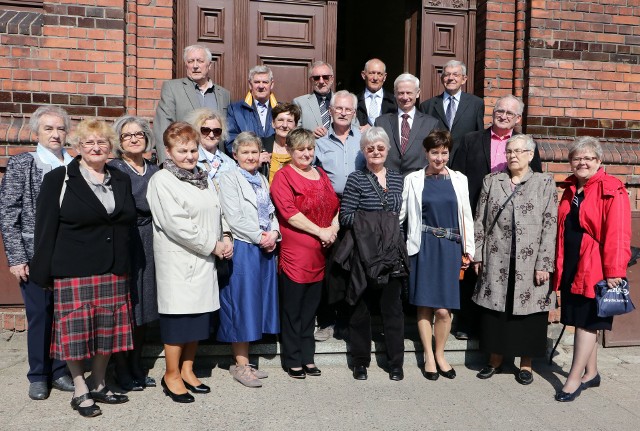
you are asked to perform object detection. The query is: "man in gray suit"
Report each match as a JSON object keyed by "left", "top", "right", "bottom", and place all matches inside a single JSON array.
[
  {"left": 153, "top": 44, "right": 231, "bottom": 163},
  {"left": 375, "top": 73, "right": 440, "bottom": 176},
  {"left": 293, "top": 61, "right": 335, "bottom": 138}
]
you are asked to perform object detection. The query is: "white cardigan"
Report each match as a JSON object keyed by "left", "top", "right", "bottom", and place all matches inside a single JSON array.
[{"left": 399, "top": 167, "right": 475, "bottom": 257}]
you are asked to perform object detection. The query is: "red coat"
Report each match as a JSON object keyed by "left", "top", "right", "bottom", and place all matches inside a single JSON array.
[{"left": 554, "top": 168, "right": 631, "bottom": 298}]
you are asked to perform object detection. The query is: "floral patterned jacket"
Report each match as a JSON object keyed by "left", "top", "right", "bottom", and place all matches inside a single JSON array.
[{"left": 473, "top": 170, "right": 558, "bottom": 315}]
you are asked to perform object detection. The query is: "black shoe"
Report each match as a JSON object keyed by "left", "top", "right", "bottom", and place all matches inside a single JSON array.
[
  {"left": 581, "top": 374, "right": 601, "bottom": 390},
  {"left": 477, "top": 365, "right": 502, "bottom": 379},
  {"left": 302, "top": 365, "right": 322, "bottom": 377},
  {"left": 422, "top": 369, "right": 439, "bottom": 381},
  {"left": 389, "top": 367, "right": 404, "bottom": 381},
  {"left": 183, "top": 380, "right": 211, "bottom": 394},
  {"left": 287, "top": 368, "right": 306, "bottom": 379},
  {"left": 454, "top": 331, "right": 470, "bottom": 340},
  {"left": 438, "top": 367, "right": 456, "bottom": 380},
  {"left": 516, "top": 369, "right": 533, "bottom": 385},
  {"left": 28, "top": 381, "right": 49, "bottom": 400},
  {"left": 90, "top": 386, "right": 129, "bottom": 404},
  {"left": 555, "top": 385, "right": 582, "bottom": 402},
  {"left": 114, "top": 372, "right": 144, "bottom": 392},
  {"left": 140, "top": 376, "right": 157, "bottom": 388},
  {"left": 161, "top": 377, "right": 195, "bottom": 403},
  {"left": 52, "top": 375, "right": 74, "bottom": 392},
  {"left": 353, "top": 365, "right": 367, "bottom": 380},
  {"left": 70, "top": 393, "right": 102, "bottom": 418}
]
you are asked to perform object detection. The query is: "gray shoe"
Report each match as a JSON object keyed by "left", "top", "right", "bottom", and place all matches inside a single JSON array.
[
  {"left": 248, "top": 364, "right": 268, "bottom": 379},
  {"left": 230, "top": 365, "right": 262, "bottom": 388},
  {"left": 314, "top": 325, "right": 334, "bottom": 342},
  {"left": 28, "top": 381, "right": 49, "bottom": 400},
  {"left": 52, "top": 375, "right": 74, "bottom": 392}
]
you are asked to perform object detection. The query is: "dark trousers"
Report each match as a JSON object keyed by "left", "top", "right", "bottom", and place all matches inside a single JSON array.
[
  {"left": 21, "top": 279, "right": 67, "bottom": 383},
  {"left": 455, "top": 269, "right": 481, "bottom": 335},
  {"left": 349, "top": 278, "right": 404, "bottom": 369},
  {"left": 279, "top": 273, "right": 322, "bottom": 368}
]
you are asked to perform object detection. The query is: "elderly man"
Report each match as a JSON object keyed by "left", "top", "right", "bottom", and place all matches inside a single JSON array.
[
  {"left": 0, "top": 106, "right": 75, "bottom": 400},
  {"left": 375, "top": 73, "right": 439, "bottom": 176},
  {"left": 450, "top": 94, "right": 542, "bottom": 340},
  {"left": 225, "top": 65, "right": 278, "bottom": 154},
  {"left": 293, "top": 61, "right": 336, "bottom": 138},
  {"left": 356, "top": 58, "right": 397, "bottom": 131},
  {"left": 153, "top": 44, "right": 231, "bottom": 163},
  {"left": 420, "top": 60, "right": 484, "bottom": 146}
]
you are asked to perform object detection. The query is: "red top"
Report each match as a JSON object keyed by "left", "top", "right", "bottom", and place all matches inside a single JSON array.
[
  {"left": 554, "top": 168, "right": 631, "bottom": 298},
  {"left": 270, "top": 165, "right": 339, "bottom": 283}
]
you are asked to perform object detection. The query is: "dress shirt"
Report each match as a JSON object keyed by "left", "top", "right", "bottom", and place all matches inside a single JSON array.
[
  {"left": 194, "top": 80, "right": 219, "bottom": 111},
  {"left": 490, "top": 129, "right": 512, "bottom": 172},
  {"left": 256, "top": 101, "right": 269, "bottom": 129},
  {"left": 314, "top": 125, "right": 366, "bottom": 195},
  {"left": 397, "top": 107, "right": 416, "bottom": 145},
  {"left": 365, "top": 89, "right": 384, "bottom": 124},
  {"left": 443, "top": 90, "right": 461, "bottom": 123}
]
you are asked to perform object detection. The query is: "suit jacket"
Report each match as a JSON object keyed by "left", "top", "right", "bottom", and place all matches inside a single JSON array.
[
  {"left": 225, "top": 93, "right": 277, "bottom": 154},
  {"left": 449, "top": 128, "right": 543, "bottom": 215},
  {"left": 375, "top": 110, "right": 440, "bottom": 176},
  {"left": 30, "top": 158, "right": 137, "bottom": 287},
  {"left": 153, "top": 78, "right": 230, "bottom": 164},
  {"left": 293, "top": 92, "right": 358, "bottom": 131},
  {"left": 419, "top": 92, "right": 484, "bottom": 147},
  {"left": 356, "top": 89, "right": 397, "bottom": 126}
]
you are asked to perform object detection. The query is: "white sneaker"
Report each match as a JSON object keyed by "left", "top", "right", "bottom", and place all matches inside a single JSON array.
[{"left": 314, "top": 325, "right": 335, "bottom": 341}]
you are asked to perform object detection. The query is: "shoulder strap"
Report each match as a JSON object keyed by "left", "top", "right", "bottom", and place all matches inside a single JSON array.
[
  {"left": 59, "top": 166, "right": 69, "bottom": 208},
  {"left": 364, "top": 171, "right": 388, "bottom": 211},
  {"left": 486, "top": 182, "right": 522, "bottom": 236}
]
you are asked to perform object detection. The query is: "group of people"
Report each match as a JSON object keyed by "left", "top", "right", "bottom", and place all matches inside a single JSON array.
[{"left": 0, "top": 46, "right": 632, "bottom": 418}]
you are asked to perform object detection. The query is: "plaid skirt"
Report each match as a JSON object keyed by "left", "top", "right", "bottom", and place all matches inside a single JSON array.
[{"left": 51, "top": 273, "right": 134, "bottom": 361}]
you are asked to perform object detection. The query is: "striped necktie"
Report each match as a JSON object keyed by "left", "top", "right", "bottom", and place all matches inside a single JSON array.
[
  {"left": 320, "top": 96, "right": 331, "bottom": 129},
  {"left": 446, "top": 96, "right": 457, "bottom": 129}
]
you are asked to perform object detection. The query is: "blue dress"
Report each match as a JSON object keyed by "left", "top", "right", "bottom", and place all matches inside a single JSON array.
[{"left": 409, "top": 175, "right": 462, "bottom": 309}]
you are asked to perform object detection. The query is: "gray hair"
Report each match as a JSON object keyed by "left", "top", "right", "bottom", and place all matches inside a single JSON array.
[
  {"left": 183, "top": 44, "right": 212, "bottom": 63},
  {"left": 394, "top": 73, "right": 420, "bottom": 92},
  {"left": 184, "top": 108, "right": 229, "bottom": 142},
  {"left": 248, "top": 65, "right": 273, "bottom": 82},
  {"left": 29, "top": 106, "right": 70, "bottom": 134},
  {"left": 363, "top": 58, "right": 386, "bottom": 73},
  {"left": 506, "top": 134, "right": 535, "bottom": 152},
  {"left": 442, "top": 60, "right": 467, "bottom": 76},
  {"left": 232, "top": 131, "right": 263, "bottom": 154},
  {"left": 360, "top": 126, "right": 390, "bottom": 152},
  {"left": 569, "top": 136, "right": 603, "bottom": 161},
  {"left": 309, "top": 61, "right": 334, "bottom": 78},
  {"left": 112, "top": 115, "right": 154, "bottom": 157},
  {"left": 494, "top": 95, "right": 525, "bottom": 115},
  {"left": 330, "top": 90, "right": 357, "bottom": 110}
]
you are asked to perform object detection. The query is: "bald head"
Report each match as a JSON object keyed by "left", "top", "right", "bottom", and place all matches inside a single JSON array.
[{"left": 361, "top": 58, "right": 387, "bottom": 93}]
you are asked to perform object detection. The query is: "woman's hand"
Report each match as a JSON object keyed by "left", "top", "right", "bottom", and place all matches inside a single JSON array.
[
  {"left": 318, "top": 227, "right": 337, "bottom": 248},
  {"left": 221, "top": 236, "right": 234, "bottom": 259},
  {"left": 259, "top": 231, "right": 279, "bottom": 252},
  {"left": 474, "top": 261, "right": 483, "bottom": 276},
  {"left": 534, "top": 270, "right": 550, "bottom": 286},
  {"left": 213, "top": 241, "right": 225, "bottom": 259},
  {"left": 606, "top": 277, "right": 623, "bottom": 289},
  {"left": 259, "top": 151, "right": 272, "bottom": 164},
  {"left": 461, "top": 253, "right": 472, "bottom": 270},
  {"left": 9, "top": 264, "right": 29, "bottom": 282}
]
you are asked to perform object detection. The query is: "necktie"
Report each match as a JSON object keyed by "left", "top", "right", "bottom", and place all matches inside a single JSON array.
[
  {"left": 368, "top": 94, "right": 379, "bottom": 125},
  {"left": 400, "top": 113, "right": 410, "bottom": 154},
  {"left": 320, "top": 96, "right": 331, "bottom": 129},
  {"left": 446, "top": 96, "right": 456, "bottom": 129},
  {"left": 257, "top": 102, "right": 267, "bottom": 129}
]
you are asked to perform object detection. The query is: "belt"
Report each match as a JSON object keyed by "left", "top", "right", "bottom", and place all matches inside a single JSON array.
[{"left": 421, "top": 225, "right": 461, "bottom": 243}]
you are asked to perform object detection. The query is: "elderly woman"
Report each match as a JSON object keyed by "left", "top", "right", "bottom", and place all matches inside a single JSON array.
[
  {"left": 108, "top": 115, "right": 159, "bottom": 391},
  {"left": 0, "top": 106, "right": 74, "bottom": 400},
  {"left": 554, "top": 137, "right": 631, "bottom": 402},
  {"left": 217, "top": 132, "right": 280, "bottom": 388},
  {"left": 473, "top": 134, "right": 557, "bottom": 386},
  {"left": 400, "top": 130, "right": 474, "bottom": 381},
  {"left": 147, "top": 122, "right": 232, "bottom": 403},
  {"left": 185, "top": 108, "right": 235, "bottom": 184},
  {"left": 261, "top": 103, "right": 301, "bottom": 182},
  {"left": 30, "top": 118, "right": 137, "bottom": 417},
  {"left": 338, "top": 127, "right": 407, "bottom": 381},
  {"left": 270, "top": 128, "right": 340, "bottom": 378}
]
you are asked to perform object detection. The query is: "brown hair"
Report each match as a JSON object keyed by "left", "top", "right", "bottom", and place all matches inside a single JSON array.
[
  {"left": 163, "top": 121, "right": 199, "bottom": 150},
  {"left": 272, "top": 103, "right": 301, "bottom": 125},
  {"left": 422, "top": 129, "right": 453, "bottom": 152}
]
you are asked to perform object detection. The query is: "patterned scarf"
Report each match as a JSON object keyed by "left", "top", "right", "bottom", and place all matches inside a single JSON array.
[
  {"left": 239, "top": 169, "right": 274, "bottom": 231},
  {"left": 163, "top": 159, "right": 208, "bottom": 190}
]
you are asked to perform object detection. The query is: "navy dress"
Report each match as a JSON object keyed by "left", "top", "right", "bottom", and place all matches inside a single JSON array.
[{"left": 409, "top": 175, "right": 462, "bottom": 309}]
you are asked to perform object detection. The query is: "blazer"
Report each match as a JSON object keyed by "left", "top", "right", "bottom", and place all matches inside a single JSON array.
[
  {"left": 147, "top": 169, "right": 226, "bottom": 314},
  {"left": 293, "top": 92, "right": 359, "bottom": 131},
  {"left": 419, "top": 92, "right": 485, "bottom": 146},
  {"left": 30, "top": 158, "right": 137, "bottom": 288},
  {"left": 218, "top": 168, "right": 280, "bottom": 245},
  {"left": 225, "top": 93, "right": 277, "bottom": 154},
  {"left": 399, "top": 167, "right": 474, "bottom": 257},
  {"left": 375, "top": 110, "right": 440, "bottom": 176},
  {"left": 153, "top": 78, "right": 231, "bottom": 163},
  {"left": 356, "top": 89, "right": 397, "bottom": 126},
  {"left": 449, "top": 128, "right": 542, "bottom": 214},
  {"left": 473, "top": 170, "right": 557, "bottom": 315}
]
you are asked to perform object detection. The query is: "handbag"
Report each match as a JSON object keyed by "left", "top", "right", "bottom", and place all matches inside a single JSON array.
[{"left": 595, "top": 279, "right": 636, "bottom": 318}]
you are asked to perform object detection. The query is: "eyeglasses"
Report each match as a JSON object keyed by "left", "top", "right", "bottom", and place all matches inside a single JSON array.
[
  {"left": 120, "top": 131, "right": 145, "bottom": 141},
  {"left": 493, "top": 109, "right": 519, "bottom": 119},
  {"left": 570, "top": 156, "right": 598, "bottom": 163},
  {"left": 200, "top": 127, "right": 223, "bottom": 138},
  {"left": 331, "top": 107, "right": 355, "bottom": 114},
  {"left": 365, "top": 145, "right": 387, "bottom": 153},
  {"left": 311, "top": 74, "right": 333, "bottom": 81},
  {"left": 80, "top": 140, "right": 110, "bottom": 149},
  {"left": 504, "top": 149, "right": 531, "bottom": 156}
]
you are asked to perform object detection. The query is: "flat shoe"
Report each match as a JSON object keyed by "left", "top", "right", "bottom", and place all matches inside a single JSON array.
[
  {"left": 161, "top": 377, "right": 194, "bottom": 403},
  {"left": 28, "top": 381, "right": 49, "bottom": 400},
  {"left": 438, "top": 367, "right": 456, "bottom": 379},
  {"left": 477, "top": 365, "right": 502, "bottom": 379},
  {"left": 52, "top": 375, "right": 74, "bottom": 392},
  {"left": 302, "top": 365, "right": 322, "bottom": 377},
  {"left": 287, "top": 368, "right": 306, "bottom": 379},
  {"left": 114, "top": 373, "right": 143, "bottom": 392},
  {"left": 389, "top": 367, "right": 404, "bottom": 381},
  {"left": 516, "top": 369, "right": 533, "bottom": 385},
  {"left": 555, "top": 385, "right": 582, "bottom": 402},
  {"left": 132, "top": 375, "right": 156, "bottom": 388},
  {"left": 422, "top": 370, "right": 439, "bottom": 381},
  {"left": 581, "top": 373, "right": 601, "bottom": 390},
  {"left": 183, "top": 380, "right": 211, "bottom": 394},
  {"left": 248, "top": 365, "right": 268, "bottom": 379},
  {"left": 70, "top": 393, "right": 102, "bottom": 418},
  {"left": 90, "top": 386, "right": 129, "bottom": 404},
  {"left": 230, "top": 365, "right": 262, "bottom": 388},
  {"left": 353, "top": 365, "right": 367, "bottom": 380}
]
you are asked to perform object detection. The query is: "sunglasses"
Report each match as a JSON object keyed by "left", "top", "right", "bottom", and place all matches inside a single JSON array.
[
  {"left": 200, "top": 127, "right": 223, "bottom": 138},
  {"left": 311, "top": 74, "right": 333, "bottom": 81}
]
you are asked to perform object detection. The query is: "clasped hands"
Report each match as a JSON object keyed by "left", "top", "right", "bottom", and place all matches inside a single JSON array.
[
  {"left": 259, "top": 230, "right": 279, "bottom": 253},
  {"left": 318, "top": 225, "right": 338, "bottom": 248},
  {"left": 213, "top": 236, "right": 234, "bottom": 259}
]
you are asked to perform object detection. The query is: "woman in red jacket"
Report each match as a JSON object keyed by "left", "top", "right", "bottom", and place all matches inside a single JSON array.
[{"left": 554, "top": 136, "right": 631, "bottom": 402}]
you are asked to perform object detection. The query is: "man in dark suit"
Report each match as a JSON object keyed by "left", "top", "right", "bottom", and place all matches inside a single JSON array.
[
  {"left": 375, "top": 73, "right": 440, "bottom": 176},
  {"left": 420, "top": 60, "right": 484, "bottom": 150},
  {"left": 154, "top": 44, "right": 231, "bottom": 163},
  {"left": 356, "top": 58, "right": 397, "bottom": 131},
  {"left": 450, "top": 94, "right": 542, "bottom": 339}
]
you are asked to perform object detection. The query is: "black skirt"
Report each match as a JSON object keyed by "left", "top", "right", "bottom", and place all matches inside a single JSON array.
[{"left": 159, "top": 313, "right": 212, "bottom": 344}]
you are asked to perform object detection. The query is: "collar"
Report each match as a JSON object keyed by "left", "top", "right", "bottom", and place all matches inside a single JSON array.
[
  {"left": 314, "top": 91, "right": 332, "bottom": 102},
  {"left": 397, "top": 107, "right": 416, "bottom": 118},
  {"left": 328, "top": 124, "right": 356, "bottom": 139},
  {"left": 244, "top": 92, "right": 278, "bottom": 108},
  {"left": 364, "top": 88, "right": 383, "bottom": 99},
  {"left": 35, "top": 143, "right": 73, "bottom": 168},
  {"left": 443, "top": 90, "right": 462, "bottom": 102},
  {"left": 192, "top": 78, "right": 213, "bottom": 91},
  {"left": 490, "top": 127, "right": 513, "bottom": 141},
  {"left": 199, "top": 146, "right": 222, "bottom": 162}
]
